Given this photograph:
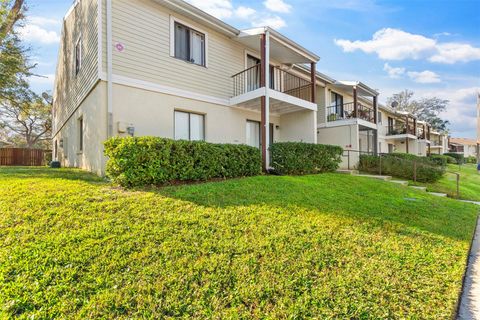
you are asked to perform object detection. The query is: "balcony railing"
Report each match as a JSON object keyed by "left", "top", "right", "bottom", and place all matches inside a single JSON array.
[
  {"left": 416, "top": 127, "right": 425, "bottom": 139},
  {"left": 387, "top": 123, "right": 415, "bottom": 136},
  {"left": 231, "top": 64, "right": 312, "bottom": 102},
  {"left": 327, "top": 102, "right": 375, "bottom": 123}
]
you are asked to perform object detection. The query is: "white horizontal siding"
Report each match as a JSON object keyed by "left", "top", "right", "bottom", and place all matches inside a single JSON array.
[
  {"left": 110, "top": 0, "right": 246, "bottom": 100},
  {"left": 54, "top": 0, "right": 100, "bottom": 134}
]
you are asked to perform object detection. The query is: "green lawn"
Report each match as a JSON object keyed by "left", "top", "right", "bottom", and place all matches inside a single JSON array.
[
  {"left": 419, "top": 164, "right": 480, "bottom": 201},
  {"left": 0, "top": 167, "right": 478, "bottom": 318}
]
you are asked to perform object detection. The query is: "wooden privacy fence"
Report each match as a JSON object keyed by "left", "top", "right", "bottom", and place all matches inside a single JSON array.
[{"left": 0, "top": 148, "right": 49, "bottom": 166}]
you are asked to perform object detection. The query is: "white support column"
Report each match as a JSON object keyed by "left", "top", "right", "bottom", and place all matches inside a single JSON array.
[{"left": 264, "top": 29, "right": 270, "bottom": 168}]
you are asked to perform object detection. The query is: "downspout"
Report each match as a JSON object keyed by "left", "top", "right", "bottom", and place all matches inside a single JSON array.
[
  {"left": 106, "top": 0, "right": 113, "bottom": 138},
  {"left": 264, "top": 28, "right": 270, "bottom": 169}
]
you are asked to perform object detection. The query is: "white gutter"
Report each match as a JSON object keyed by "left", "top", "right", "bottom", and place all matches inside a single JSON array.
[{"left": 106, "top": 0, "right": 113, "bottom": 137}]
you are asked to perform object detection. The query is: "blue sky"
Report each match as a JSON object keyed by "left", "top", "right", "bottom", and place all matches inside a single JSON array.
[{"left": 23, "top": 0, "right": 480, "bottom": 138}]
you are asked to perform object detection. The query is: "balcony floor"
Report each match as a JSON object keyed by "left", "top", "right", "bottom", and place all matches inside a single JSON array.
[{"left": 230, "top": 88, "right": 317, "bottom": 115}]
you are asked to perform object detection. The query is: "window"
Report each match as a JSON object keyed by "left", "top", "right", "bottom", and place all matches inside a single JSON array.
[
  {"left": 378, "top": 111, "right": 383, "bottom": 124},
  {"left": 78, "top": 117, "right": 83, "bottom": 152},
  {"left": 246, "top": 121, "right": 274, "bottom": 149},
  {"left": 174, "top": 111, "right": 205, "bottom": 141},
  {"left": 246, "top": 120, "right": 260, "bottom": 148},
  {"left": 75, "top": 38, "right": 82, "bottom": 76},
  {"left": 330, "top": 92, "right": 344, "bottom": 116},
  {"left": 174, "top": 22, "right": 205, "bottom": 66},
  {"left": 54, "top": 140, "right": 58, "bottom": 160}
]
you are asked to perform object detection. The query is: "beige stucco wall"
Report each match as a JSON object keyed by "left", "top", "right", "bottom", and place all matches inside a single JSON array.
[
  {"left": 54, "top": 82, "right": 108, "bottom": 176},
  {"left": 279, "top": 110, "right": 316, "bottom": 143},
  {"left": 317, "top": 124, "right": 358, "bottom": 169},
  {"left": 110, "top": 83, "right": 295, "bottom": 144}
]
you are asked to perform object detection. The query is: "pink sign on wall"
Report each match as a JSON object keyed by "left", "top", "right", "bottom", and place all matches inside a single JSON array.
[{"left": 115, "top": 42, "right": 125, "bottom": 52}]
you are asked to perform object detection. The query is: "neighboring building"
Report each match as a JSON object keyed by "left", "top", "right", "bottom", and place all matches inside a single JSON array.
[
  {"left": 378, "top": 106, "right": 420, "bottom": 155},
  {"left": 315, "top": 77, "right": 378, "bottom": 168},
  {"left": 449, "top": 138, "right": 479, "bottom": 158},
  {"left": 429, "top": 130, "right": 448, "bottom": 155},
  {"left": 53, "top": 0, "right": 319, "bottom": 175},
  {"left": 477, "top": 93, "right": 480, "bottom": 163}
]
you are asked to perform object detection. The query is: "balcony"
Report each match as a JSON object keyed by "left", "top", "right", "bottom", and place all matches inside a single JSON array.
[
  {"left": 387, "top": 123, "right": 416, "bottom": 136},
  {"left": 327, "top": 102, "right": 375, "bottom": 123},
  {"left": 232, "top": 64, "right": 313, "bottom": 102}
]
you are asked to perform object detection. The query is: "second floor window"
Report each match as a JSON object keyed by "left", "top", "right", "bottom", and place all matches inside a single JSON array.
[
  {"left": 174, "top": 22, "right": 205, "bottom": 66},
  {"left": 75, "top": 38, "right": 82, "bottom": 76}
]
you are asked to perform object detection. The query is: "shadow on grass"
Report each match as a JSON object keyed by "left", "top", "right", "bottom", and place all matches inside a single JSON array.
[
  {"left": 0, "top": 166, "right": 106, "bottom": 183},
  {"left": 153, "top": 173, "right": 478, "bottom": 242}
]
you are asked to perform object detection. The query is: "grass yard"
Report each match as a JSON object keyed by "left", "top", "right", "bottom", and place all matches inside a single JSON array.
[
  {"left": 419, "top": 164, "right": 480, "bottom": 201},
  {"left": 0, "top": 167, "right": 478, "bottom": 318}
]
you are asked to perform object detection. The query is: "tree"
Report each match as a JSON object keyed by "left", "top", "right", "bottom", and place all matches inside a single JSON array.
[
  {"left": 0, "top": 0, "right": 31, "bottom": 97},
  {"left": 386, "top": 89, "right": 450, "bottom": 132},
  {"left": 0, "top": 0, "right": 25, "bottom": 44},
  {"left": 0, "top": 85, "right": 51, "bottom": 148}
]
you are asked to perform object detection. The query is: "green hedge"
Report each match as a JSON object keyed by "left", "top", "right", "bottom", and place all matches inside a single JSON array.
[
  {"left": 104, "top": 137, "right": 261, "bottom": 187},
  {"left": 270, "top": 142, "right": 343, "bottom": 175},
  {"left": 428, "top": 154, "right": 451, "bottom": 167},
  {"left": 444, "top": 153, "right": 465, "bottom": 164},
  {"left": 466, "top": 156, "right": 477, "bottom": 164},
  {"left": 359, "top": 153, "right": 445, "bottom": 183}
]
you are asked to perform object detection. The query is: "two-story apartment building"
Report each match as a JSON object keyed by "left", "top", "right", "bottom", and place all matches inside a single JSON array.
[
  {"left": 429, "top": 130, "right": 448, "bottom": 155},
  {"left": 377, "top": 105, "right": 431, "bottom": 156},
  {"left": 449, "top": 138, "right": 479, "bottom": 158},
  {"left": 53, "top": 0, "right": 320, "bottom": 175}
]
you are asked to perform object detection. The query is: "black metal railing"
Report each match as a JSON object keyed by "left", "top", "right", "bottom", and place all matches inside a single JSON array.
[
  {"left": 232, "top": 64, "right": 261, "bottom": 97},
  {"left": 231, "top": 65, "right": 312, "bottom": 102},
  {"left": 387, "top": 123, "right": 415, "bottom": 136},
  {"left": 416, "top": 127, "right": 425, "bottom": 140},
  {"left": 327, "top": 102, "right": 375, "bottom": 123}
]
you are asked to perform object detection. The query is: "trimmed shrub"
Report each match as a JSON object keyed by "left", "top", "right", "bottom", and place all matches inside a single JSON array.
[
  {"left": 270, "top": 142, "right": 343, "bottom": 175},
  {"left": 444, "top": 152, "right": 465, "bottom": 164},
  {"left": 359, "top": 153, "right": 445, "bottom": 183},
  {"left": 466, "top": 156, "right": 477, "bottom": 164},
  {"left": 428, "top": 154, "right": 450, "bottom": 167},
  {"left": 104, "top": 137, "right": 262, "bottom": 187}
]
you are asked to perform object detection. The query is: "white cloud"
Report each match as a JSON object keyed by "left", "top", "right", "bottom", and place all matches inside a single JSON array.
[
  {"left": 426, "top": 87, "right": 480, "bottom": 136},
  {"left": 186, "top": 0, "right": 233, "bottom": 19},
  {"left": 383, "top": 63, "right": 405, "bottom": 78},
  {"left": 407, "top": 70, "right": 441, "bottom": 83},
  {"left": 235, "top": 6, "right": 256, "bottom": 19},
  {"left": 263, "top": 0, "right": 292, "bottom": 13},
  {"left": 335, "top": 28, "right": 480, "bottom": 64},
  {"left": 19, "top": 24, "right": 60, "bottom": 44},
  {"left": 252, "top": 16, "right": 287, "bottom": 29},
  {"left": 430, "top": 43, "right": 480, "bottom": 64},
  {"left": 335, "top": 28, "right": 436, "bottom": 60},
  {"left": 28, "top": 16, "right": 60, "bottom": 26}
]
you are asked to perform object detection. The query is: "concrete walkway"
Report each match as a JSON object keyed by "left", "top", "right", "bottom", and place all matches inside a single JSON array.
[{"left": 458, "top": 216, "right": 480, "bottom": 320}]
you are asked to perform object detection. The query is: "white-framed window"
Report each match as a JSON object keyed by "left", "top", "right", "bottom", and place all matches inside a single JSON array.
[
  {"left": 378, "top": 111, "right": 383, "bottom": 124},
  {"left": 75, "top": 37, "right": 82, "bottom": 76},
  {"left": 174, "top": 111, "right": 205, "bottom": 141},
  {"left": 170, "top": 17, "right": 207, "bottom": 67},
  {"left": 78, "top": 116, "right": 84, "bottom": 152},
  {"left": 246, "top": 120, "right": 260, "bottom": 149}
]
